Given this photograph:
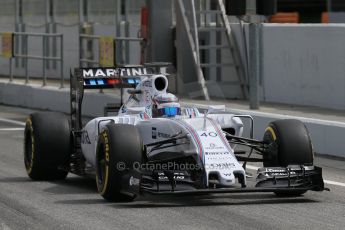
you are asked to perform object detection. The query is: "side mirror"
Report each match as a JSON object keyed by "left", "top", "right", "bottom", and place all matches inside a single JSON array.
[{"left": 207, "top": 105, "right": 226, "bottom": 114}]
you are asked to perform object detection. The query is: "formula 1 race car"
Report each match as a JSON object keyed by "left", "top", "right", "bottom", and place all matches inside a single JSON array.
[{"left": 23, "top": 64, "right": 325, "bottom": 201}]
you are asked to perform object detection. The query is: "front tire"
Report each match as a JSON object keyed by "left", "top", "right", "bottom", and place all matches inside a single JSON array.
[
  {"left": 96, "top": 124, "right": 143, "bottom": 202},
  {"left": 263, "top": 119, "right": 314, "bottom": 196},
  {"left": 24, "top": 112, "right": 71, "bottom": 180}
]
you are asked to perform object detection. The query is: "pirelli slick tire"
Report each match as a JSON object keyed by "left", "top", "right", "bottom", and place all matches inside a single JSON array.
[
  {"left": 96, "top": 124, "right": 143, "bottom": 202},
  {"left": 24, "top": 112, "right": 70, "bottom": 180},
  {"left": 263, "top": 119, "right": 314, "bottom": 196}
]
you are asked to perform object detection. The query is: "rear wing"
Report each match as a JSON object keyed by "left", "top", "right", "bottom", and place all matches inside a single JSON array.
[
  {"left": 70, "top": 64, "right": 175, "bottom": 131},
  {"left": 74, "top": 64, "right": 175, "bottom": 89},
  {"left": 80, "top": 67, "right": 142, "bottom": 89}
]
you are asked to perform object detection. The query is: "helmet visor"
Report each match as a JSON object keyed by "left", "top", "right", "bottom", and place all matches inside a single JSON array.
[{"left": 158, "top": 107, "right": 181, "bottom": 117}]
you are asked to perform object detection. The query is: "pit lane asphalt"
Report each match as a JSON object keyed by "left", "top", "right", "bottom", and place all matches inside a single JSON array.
[{"left": 0, "top": 105, "right": 344, "bottom": 230}]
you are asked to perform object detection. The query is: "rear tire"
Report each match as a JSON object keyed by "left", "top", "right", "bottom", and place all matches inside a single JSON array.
[
  {"left": 96, "top": 124, "right": 143, "bottom": 202},
  {"left": 24, "top": 112, "right": 70, "bottom": 180},
  {"left": 263, "top": 119, "right": 314, "bottom": 196}
]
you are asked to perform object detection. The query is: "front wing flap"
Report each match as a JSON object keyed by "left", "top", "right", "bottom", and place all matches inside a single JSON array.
[
  {"left": 136, "top": 165, "right": 325, "bottom": 195},
  {"left": 255, "top": 165, "right": 324, "bottom": 191}
]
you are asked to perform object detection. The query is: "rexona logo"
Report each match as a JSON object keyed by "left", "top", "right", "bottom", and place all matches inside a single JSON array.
[{"left": 82, "top": 68, "right": 154, "bottom": 78}]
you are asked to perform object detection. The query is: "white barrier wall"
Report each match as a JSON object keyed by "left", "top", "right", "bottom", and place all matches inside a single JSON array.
[
  {"left": 1, "top": 21, "right": 345, "bottom": 110},
  {"left": 261, "top": 24, "right": 345, "bottom": 110}
]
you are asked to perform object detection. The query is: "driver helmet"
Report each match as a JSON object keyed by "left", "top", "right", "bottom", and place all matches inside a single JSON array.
[{"left": 152, "top": 93, "right": 181, "bottom": 117}]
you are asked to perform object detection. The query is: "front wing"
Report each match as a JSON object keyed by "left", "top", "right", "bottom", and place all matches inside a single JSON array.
[{"left": 121, "top": 164, "right": 325, "bottom": 196}]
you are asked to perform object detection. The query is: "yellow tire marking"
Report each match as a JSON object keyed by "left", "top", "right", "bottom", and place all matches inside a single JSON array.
[
  {"left": 265, "top": 126, "right": 277, "bottom": 141},
  {"left": 25, "top": 118, "right": 35, "bottom": 174},
  {"left": 100, "top": 131, "right": 110, "bottom": 196}
]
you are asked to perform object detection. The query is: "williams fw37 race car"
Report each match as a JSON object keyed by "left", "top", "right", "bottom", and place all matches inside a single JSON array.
[{"left": 24, "top": 64, "right": 325, "bottom": 201}]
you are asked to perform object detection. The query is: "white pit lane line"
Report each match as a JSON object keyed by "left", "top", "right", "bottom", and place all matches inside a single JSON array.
[
  {"left": 0, "top": 128, "right": 25, "bottom": 131},
  {"left": 246, "top": 165, "right": 345, "bottom": 188},
  {"left": 0, "top": 117, "right": 25, "bottom": 131},
  {"left": 0, "top": 117, "right": 25, "bottom": 126}
]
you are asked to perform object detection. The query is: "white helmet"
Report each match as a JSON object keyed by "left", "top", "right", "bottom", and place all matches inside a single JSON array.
[{"left": 152, "top": 93, "right": 181, "bottom": 117}]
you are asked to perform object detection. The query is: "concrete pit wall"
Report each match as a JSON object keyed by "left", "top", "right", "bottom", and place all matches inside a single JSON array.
[
  {"left": 261, "top": 24, "right": 345, "bottom": 110},
  {"left": 1, "top": 80, "right": 345, "bottom": 158}
]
